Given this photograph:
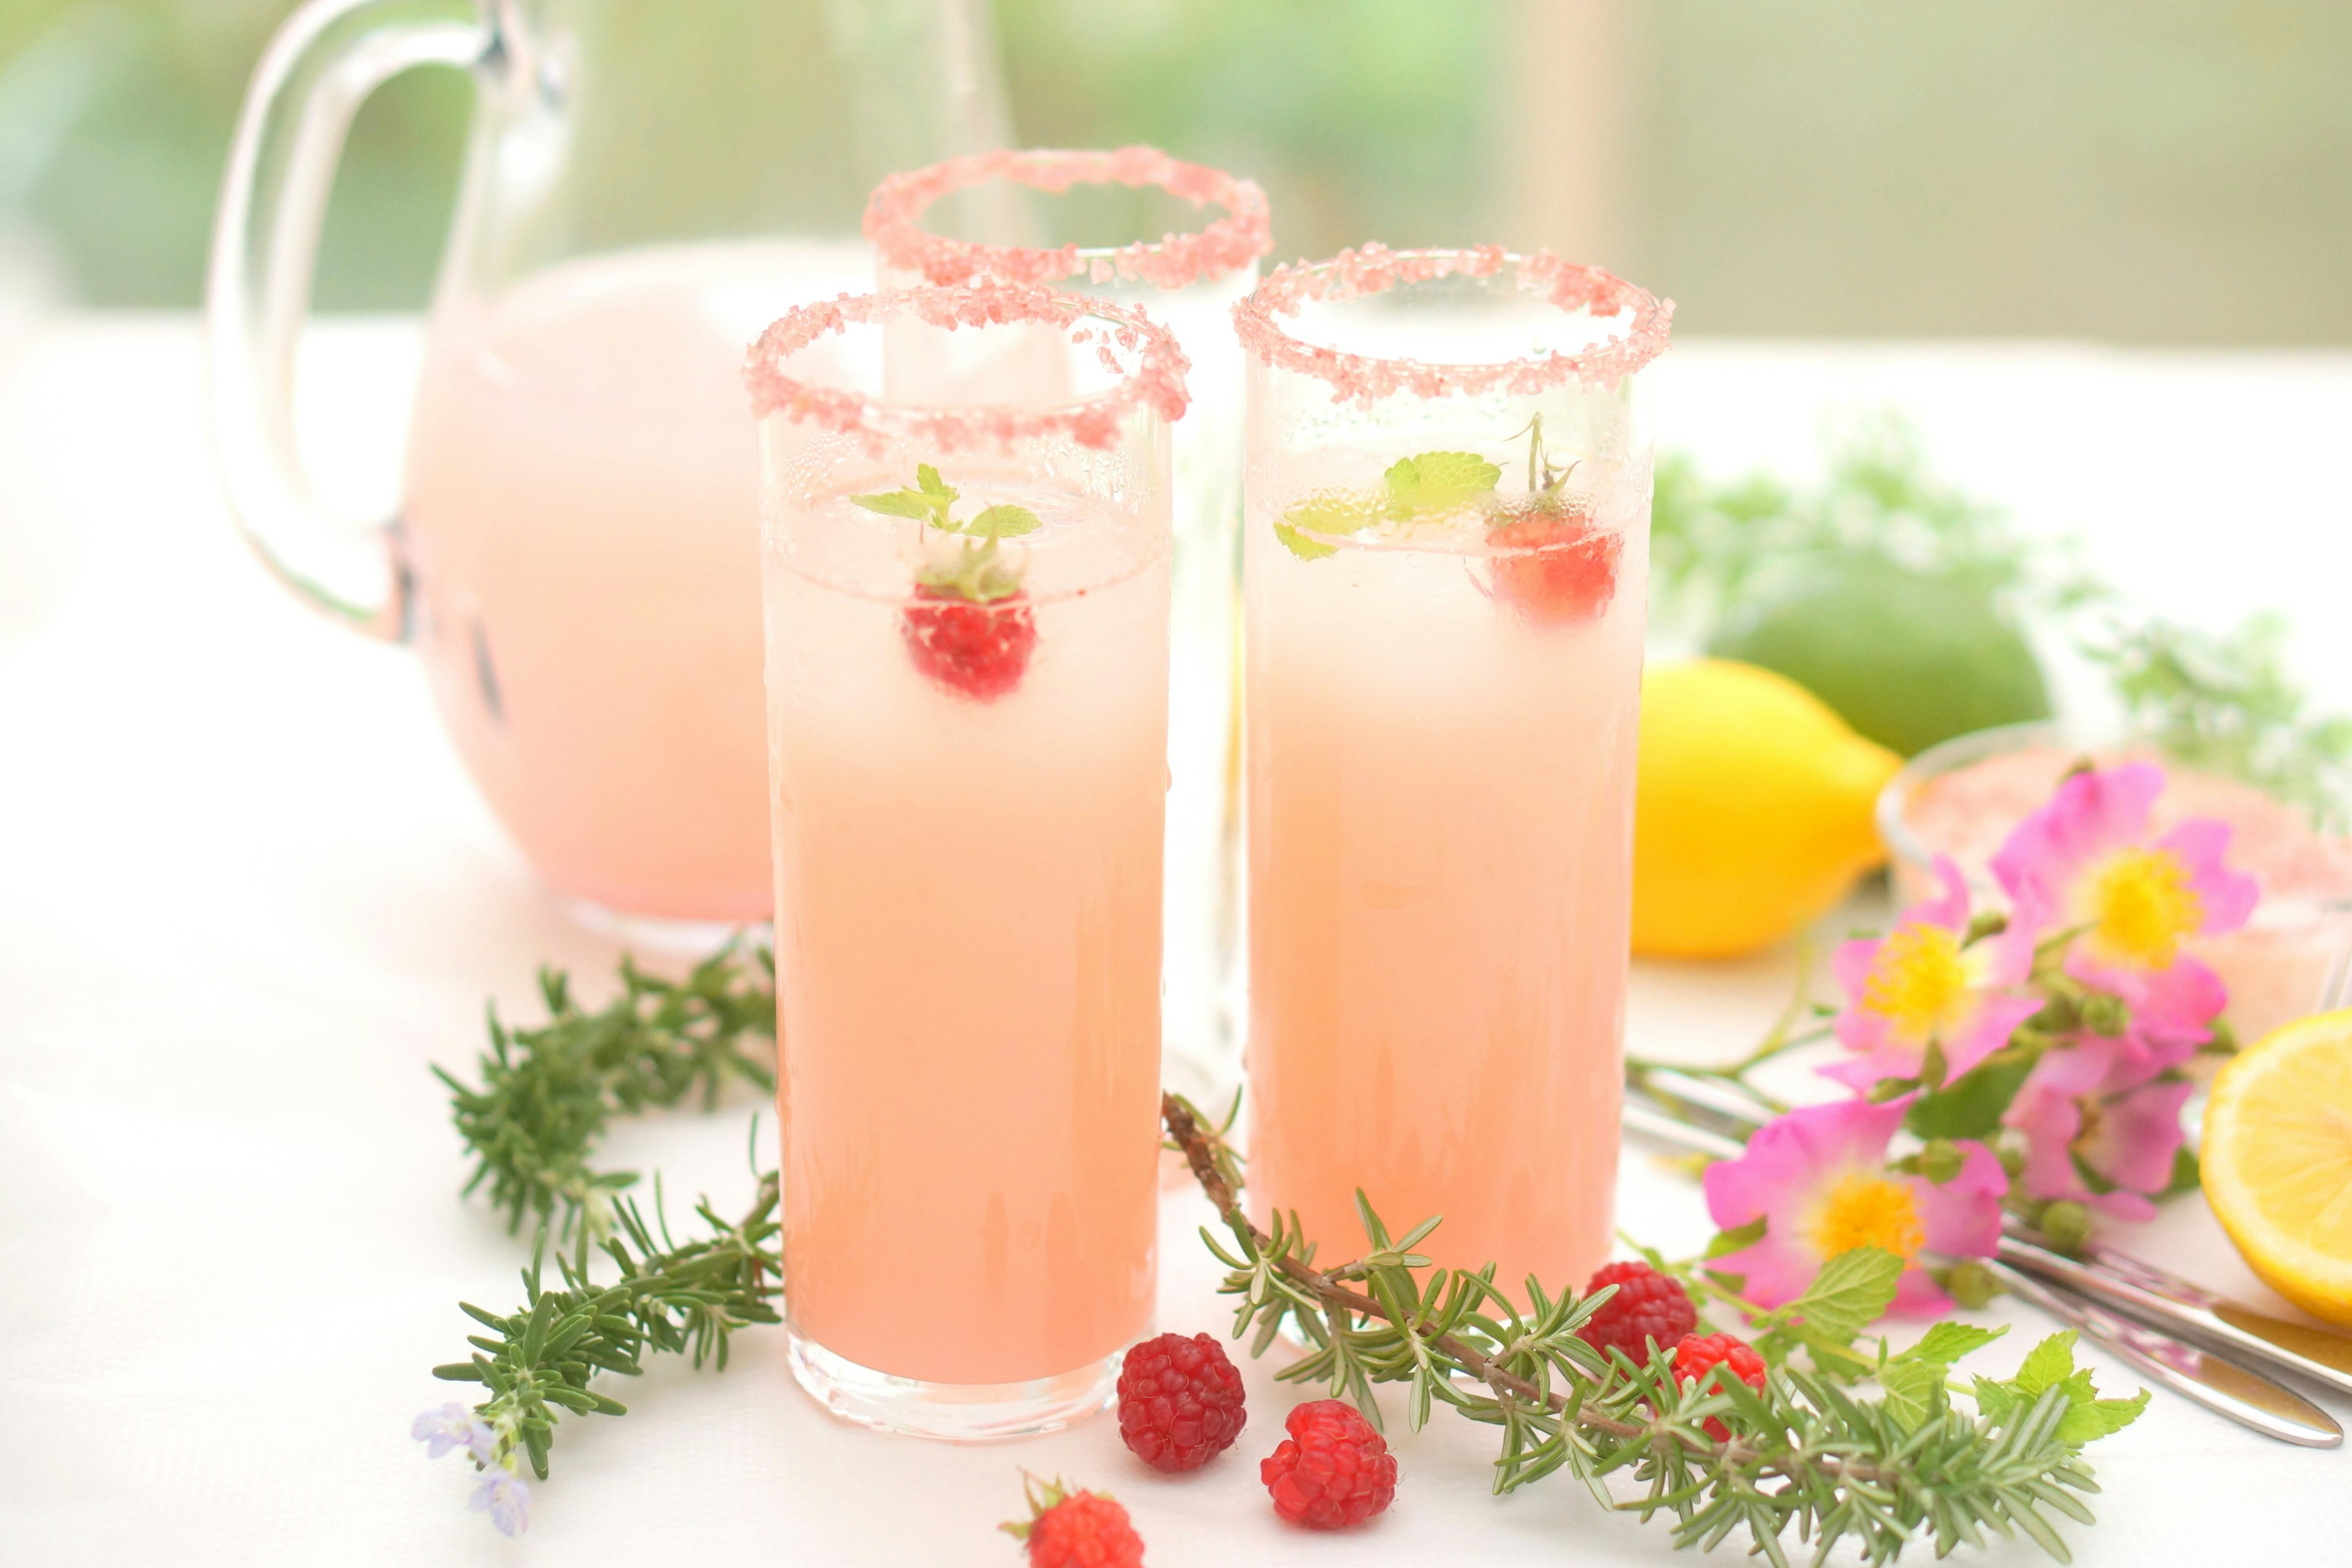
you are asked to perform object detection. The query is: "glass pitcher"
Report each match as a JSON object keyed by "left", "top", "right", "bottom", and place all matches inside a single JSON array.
[{"left": 207, "top": 0, "right": 1013, "bottom": 928}]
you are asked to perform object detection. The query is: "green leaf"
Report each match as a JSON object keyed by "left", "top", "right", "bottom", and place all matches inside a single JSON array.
[
  {"left": 967, "top": 504, "right": 1042, "bottom": 540},
  {"left": 1789, "top": 1246, "right": 1904, "bottom": 1339},
  {"left": 1273, "top": 519, "right": 1339, "bottom": 560},
  {"left": 1382, "top": 450, "right": 1501, "bottom": 516},
  {"left": 1898, "top": 1321, "right": 2007, "bottom": 1366},
  {"left": 1274, "top": 489, "right": 1381, "bottom": 562},
  {"left": 1876, "top": 1357, "right": 1947, "bottom": 1431},
  {"left": 848, "top": 489, "right": 935, "bottom": 521},
  {"left": 1705, "top": 1216, "right": 1768, "bottom": 1259},
  {"left": 2057, "top": 1388, "right": 2150, "bottom": 1445},
  {"left": 851, "top": 465, "right": 958, "bottom": 530},
  {"left": 1903, "top": 1045, "right": 2037, "bottom": 1140},
  {"left": 2014, "top": 1329, "right": 2079, "bottom": 1396},
  {"left": 1970, "top": 1373, "right": 2021, "bottom": 1426}
]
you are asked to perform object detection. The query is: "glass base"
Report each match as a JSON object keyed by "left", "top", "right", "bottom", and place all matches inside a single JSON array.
[
  {"left": 562, "top": 898, "right": 767, "bottom": 958},
  {"left": 786, "top": 1329, "right": 1123, "bottom": 1442}
]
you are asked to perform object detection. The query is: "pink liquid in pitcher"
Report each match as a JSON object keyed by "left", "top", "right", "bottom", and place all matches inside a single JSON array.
[
  {"left": 402, "top": 243, "right": 865, "bottom": 921},
  {"left": 1245, "top": 470, "right": 1648, "bottom": 1295}
]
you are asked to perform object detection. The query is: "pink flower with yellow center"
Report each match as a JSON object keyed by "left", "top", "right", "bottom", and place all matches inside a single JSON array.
[
  {"left": 2003, "top": 1031, "right": 2196, "bottom": 1221},
  {"left": 1825, "top": 856, "right": 2043, "bottom": 1093},
  {"left": 1702, "top": 1096, "right": 2008, "bottom": 1315},
  {"left": 1990, "top": 762, "right": 2257, "bottom": 1042}
]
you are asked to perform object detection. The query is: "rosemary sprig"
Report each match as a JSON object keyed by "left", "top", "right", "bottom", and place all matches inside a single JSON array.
[
  {"left": 432, "top": 1175, "right": 783, "bottom": 1483},
  {"left": 434, "top": 938, "right": 777, "bottom": 1237},
  {"left": 1161, "top": 1094, "right": 2130, "bottom": 1566}
]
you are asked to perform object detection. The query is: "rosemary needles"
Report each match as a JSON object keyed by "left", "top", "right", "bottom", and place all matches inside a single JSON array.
[{"left": 434, "top": 937, "right": 777, "bottom": 1237}]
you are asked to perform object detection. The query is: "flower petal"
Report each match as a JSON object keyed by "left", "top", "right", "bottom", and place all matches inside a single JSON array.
[
  {"left": 1991, "top": 762, "right": 2165, "bottom": 911},
  {"left": 2155, "top": 819, "right": 2261, "bottom": 937},
  {"left": 1911, "top": 1141, "right": 2007, "bottom": 1259}
]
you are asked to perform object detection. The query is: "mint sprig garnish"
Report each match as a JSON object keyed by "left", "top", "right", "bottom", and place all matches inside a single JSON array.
[
  {"left": 850, "top": 462, "right": 959, "bottom": 528},
  {"left": 851, "top": 464, "right": 1042, "bottom": 540},
  {"left": 1382, "top": 450, "right": 1501, "bottom": 515},
  {"left": 918, "top": 535, "right": 1025, "bottom": 603},
  {"left": 1274, "top": 426, "right": 1572, "bottom": 561},
  {"left": 853, "top": 463, "right": 1042, "bottom": 602}
]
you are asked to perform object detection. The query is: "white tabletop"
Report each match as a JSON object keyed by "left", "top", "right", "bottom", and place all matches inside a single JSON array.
[{"left": 3, "top": 317, "right": 2350, "bottom": 1565}]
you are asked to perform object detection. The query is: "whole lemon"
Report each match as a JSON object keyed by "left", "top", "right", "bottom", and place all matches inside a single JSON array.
[{"left": 1634, "top": 659, "right": 1902, "bottom": 958}]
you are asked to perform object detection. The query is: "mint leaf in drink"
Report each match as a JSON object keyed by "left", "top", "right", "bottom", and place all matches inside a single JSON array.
[
  {"left": 850, "top": 488, "right": 936, "bottom": 521},
  {"left": 853, "top": 464, "right": 959, "bottom": 529},
  {"left": 918, "top": 535, "right": 1025, "bottom": 603},
  {"left": 967, "top": 504, "right": 1042, "bottom": 540},
  {"left": 1273, "top": 521, "right": 1338, "bottom": 560},
  {"left": 1382, "top": 450, "right": 1500, "bottom": 516},
  {"left": 1273, "top": 489, "right": 1379, "bottom": 561}
]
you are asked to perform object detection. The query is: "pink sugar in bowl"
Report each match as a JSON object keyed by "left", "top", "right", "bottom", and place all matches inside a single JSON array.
[{"left": 1878, "top": 720, "right": 2352, "bottom": 1048}]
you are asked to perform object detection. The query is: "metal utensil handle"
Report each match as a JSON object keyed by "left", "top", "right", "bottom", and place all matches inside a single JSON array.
[
  {"left": 2000, "top": 1231, "right": 2352, "bottom": 1399},
  {"left": 1988, "top": 1262, "right": 2341, "bottom": 1448}
]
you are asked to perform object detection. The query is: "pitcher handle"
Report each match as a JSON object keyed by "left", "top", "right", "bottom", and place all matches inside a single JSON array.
[{"left": 205, "top": 0, "right": 488, "bottom": 640}]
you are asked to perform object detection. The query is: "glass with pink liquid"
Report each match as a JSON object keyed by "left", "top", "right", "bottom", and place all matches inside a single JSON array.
[
  {"left": 865, "top": 148, "right": 1273, "bottom": 1101},
  {"left": 748, "top": 284, "right": 1187, "bottom": 1438},
  {"left": 207, "top": 0, "right": 1009, "bottom": 928},
  {"left": 1238, "top": 247, "right": 1673, "bottom": 1292}
]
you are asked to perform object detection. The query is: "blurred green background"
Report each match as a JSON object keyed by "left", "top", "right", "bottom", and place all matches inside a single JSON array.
[{"left": 0, "top": 0, "right": 2346, "bottom": 340}]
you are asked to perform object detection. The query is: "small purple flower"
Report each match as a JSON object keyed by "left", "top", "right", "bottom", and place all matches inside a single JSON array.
[
  {"left": 412, "top": 1403, "right": 495, "bottom": 1463},
  {"left": 470, "top": 1467, "right": 531, "bottom": 1537}
]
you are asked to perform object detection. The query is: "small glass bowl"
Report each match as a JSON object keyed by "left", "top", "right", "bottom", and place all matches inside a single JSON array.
[{"left": 1877, "top": 720, "right": 2352, "bottom": 1045}]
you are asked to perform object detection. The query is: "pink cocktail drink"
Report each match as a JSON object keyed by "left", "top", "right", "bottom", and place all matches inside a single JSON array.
[
  {"left": 404, "top": 241, "right": 867, "bottom": 922},
  {"left": 865, "top": 149, "right": 1274, "bottom": 1099},
  {"left": 1238, "top": 249, "right": 1673, "bottom": 1292},
  {"left": 750, "top": 285, "right": 1188, "bottom": 1438}
]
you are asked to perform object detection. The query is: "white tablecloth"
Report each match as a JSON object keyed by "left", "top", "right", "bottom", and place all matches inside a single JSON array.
[{"left": 4, "top": 317, "right": 2350, "bottom": 1565}]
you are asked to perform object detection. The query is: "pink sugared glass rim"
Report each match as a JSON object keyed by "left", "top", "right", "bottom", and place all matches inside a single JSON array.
[
  {"left": 743, "top": 282, "right": 1192, "bottom": 456},
  {"left": 863, "top": 146, "right": 1273, "bottom": 292},
  {"left": 1232, "top": 244, "right": 1673, "bottom": 404}
]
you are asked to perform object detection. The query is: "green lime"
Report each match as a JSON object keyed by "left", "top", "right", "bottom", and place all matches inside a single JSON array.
[{"left": 1706, "top": 553, "right": 2051, "bottom": 758}]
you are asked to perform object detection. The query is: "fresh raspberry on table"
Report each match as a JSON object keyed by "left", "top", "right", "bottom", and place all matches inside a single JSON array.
[
  {"left": 1117, "top": 1332, "right": 1248, "bottom": 1472},
  {"left": 1672, "top": 1332, "right": 1770, "bottom": 1442},
  {"left": 900, "top": 586, "right": 1037, "bottom": 701},
  {"left": 1260, "top": 1400, "right": 1396, "bottom": 1530},
  {"left": 1575, "top": 1261, "right": 1699, "bottom": 1365},
  {"left": 1001, "top": 1474, "right": 1145, "bottom": 1568}
]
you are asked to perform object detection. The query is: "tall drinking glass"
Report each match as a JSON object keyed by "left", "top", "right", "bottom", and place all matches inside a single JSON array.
[
  {"left": 749, "top": 284, "right": 1188, "bottom": 1438},
  {"left": 1237, "top": 247, "right": 1673, "bottom": 1291},
  {"left": 865, "top": 148, "right": 1271, "bottom": 1102}
]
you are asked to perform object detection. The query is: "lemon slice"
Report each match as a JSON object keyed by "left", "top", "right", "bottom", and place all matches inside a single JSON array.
[{"left": 2202, "top": 1009, "right": 2352, "bottom": 1328}]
